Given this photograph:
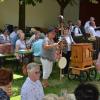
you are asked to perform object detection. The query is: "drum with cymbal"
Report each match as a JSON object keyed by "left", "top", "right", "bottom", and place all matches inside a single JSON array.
[
  {"left": 58, "top": 57, "right": 67, "bottom": 69},
  {"left": 58, "top": 57, "right": 67, "bottom": 80}
]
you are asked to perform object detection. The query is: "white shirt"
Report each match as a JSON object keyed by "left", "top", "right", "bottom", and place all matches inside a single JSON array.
[
  {"left": 21, "top": 78, "right": 44, "bottom": 100},
  {"left": 74, "top": 27, "right": 83, "bottom": 36},
  {"left": 88, "top": 26, "right": 96, "bottom": 37},
  {"left": 84, "top": 21, "right": 90, "bottom": 31},
  {"left": 16, "top": 39, "right": 26, "bottom": 50},
  {"left": 95, "top": 31, "right": 100, "bottom": 37},
  {"left": 84, "top": 21, "right": 96, "bottom": 33},
  {"left": 0, "top": 34, "right": 10, "bottom": 43},
  {"left": 65, "top": 35, "right": 74, "bottom": 51},
  {"left": 10, "top": 31, "right": 17, "bottom": 38},
  {"left": 59, "top": 34, "right": 74, "bottom": 51}
]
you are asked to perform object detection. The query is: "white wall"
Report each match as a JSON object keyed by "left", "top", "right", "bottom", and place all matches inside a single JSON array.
[
  {"left": 0, "top": 0, "right": 79, "bottom": 29},
  {"left": 0, "top": 0, "right": 19, "bottom": 29}
]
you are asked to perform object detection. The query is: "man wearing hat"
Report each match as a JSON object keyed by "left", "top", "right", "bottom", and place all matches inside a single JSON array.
[{"left": 40, "top": 27, "right": 58, "bottom": 87}]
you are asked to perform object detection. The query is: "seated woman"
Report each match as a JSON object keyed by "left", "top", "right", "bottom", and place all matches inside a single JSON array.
[
  {"left": 15, "top": 32, "right": 26, "bottom": 59},
  {"left": 0, "top": 29, "right": 10, "bottom": 44},
  {"left": 15, "top": 32, "right": 30, "bottom": 75}
]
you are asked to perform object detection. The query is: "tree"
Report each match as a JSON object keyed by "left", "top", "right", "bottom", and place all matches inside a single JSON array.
[
  {"left": 19, "top": 0, "right": 42, "bottom": 31},
  {"left": 56, "top": 0, "right": 99, "bottom": 16},
  {"left": 56, "top": 0, "right": 76, "bottom": 16}
]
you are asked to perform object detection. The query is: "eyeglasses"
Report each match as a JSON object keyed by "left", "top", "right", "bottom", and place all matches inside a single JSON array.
[{"left": 35, "top": 71, "right": 41, "bottom": 75}]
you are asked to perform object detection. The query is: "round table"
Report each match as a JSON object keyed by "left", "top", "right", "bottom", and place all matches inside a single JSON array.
[{"left": 17, "top": 49, "right": 32, "bottom": 65}]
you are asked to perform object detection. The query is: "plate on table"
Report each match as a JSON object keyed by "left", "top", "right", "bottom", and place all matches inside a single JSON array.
[
  {"left": 18, "top": 49, "right": 32, "bottom": 54},
  {"left": 18, "top": 50, "right": 28, "bottom": 53},
  {"left": 19, "top": 50, "right": 27, "bottom": 52}
]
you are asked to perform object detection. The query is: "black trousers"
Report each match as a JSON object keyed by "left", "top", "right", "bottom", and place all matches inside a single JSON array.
[{"left": 62, "top": 51, "right": 71, "bottom": 74}]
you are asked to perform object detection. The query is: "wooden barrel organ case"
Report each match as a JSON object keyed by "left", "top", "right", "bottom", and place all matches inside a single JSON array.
[{"left": 68, "top": 43, "right": 97, "bottom": 81}]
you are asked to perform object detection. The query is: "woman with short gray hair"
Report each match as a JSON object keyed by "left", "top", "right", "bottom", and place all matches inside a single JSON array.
[{"left": 21, "top": 62, "right": 44, "bottom": 100}]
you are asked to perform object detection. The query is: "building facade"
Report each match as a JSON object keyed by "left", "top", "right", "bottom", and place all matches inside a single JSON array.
[{"left": 0, "top": 0, "right": 79, "bottom": 29}]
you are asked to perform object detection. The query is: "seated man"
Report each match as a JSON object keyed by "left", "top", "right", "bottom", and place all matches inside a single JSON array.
[
  {"left": 74, "top": 83, "right": 99, "bottom": 100},
  {"left": 21, "top": 63, "right": 44, "bottom": 100},
  {"left": 72, "top": 20, "right": 83, "bottom": 37},
  {"left": 87, "top": 21, "right": 97, "bottom": 37},
  {"left": 84, "top": 17, "right": 96, "bottom": 33}
]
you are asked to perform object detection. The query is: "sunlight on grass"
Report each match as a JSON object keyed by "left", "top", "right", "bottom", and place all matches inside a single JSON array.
[
  {"left": 13, "top": 74, "right": 23, "bottom": 79},
  {"left": 11, "top": 73, "right": 26, "bottom": 100},
  {"left": 11, "top": 95, "right": 20, "bottom": 100}
]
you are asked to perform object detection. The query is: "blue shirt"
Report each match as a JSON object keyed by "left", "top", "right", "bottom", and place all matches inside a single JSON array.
[
  {"left": 31, "top": 39, "right": 43, "bottom": 56},
  {"left": 10, "top": 32, "right": 18, "bottom": 49}
]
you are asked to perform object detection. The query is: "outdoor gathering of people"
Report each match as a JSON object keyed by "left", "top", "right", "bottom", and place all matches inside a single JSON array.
[{"left": 0, "top": 16, "right": 100, "bottom": 100}]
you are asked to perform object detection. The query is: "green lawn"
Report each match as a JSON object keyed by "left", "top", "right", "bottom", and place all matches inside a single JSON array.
[{"left": 10, "top": 65, "right": 100, "bottom": 100}]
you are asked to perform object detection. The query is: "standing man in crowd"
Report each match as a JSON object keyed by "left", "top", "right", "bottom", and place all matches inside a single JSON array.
[{"left": 10, "top": 26, "right": 18, "bottom": 49}]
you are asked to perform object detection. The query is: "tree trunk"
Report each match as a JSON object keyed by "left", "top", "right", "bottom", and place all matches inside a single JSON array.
[
  {"left": 19, "top": 0, "right": 25, "bottom": 32},
  {"left": 60, "top": 7, "right": 64, "bottom": 16}
]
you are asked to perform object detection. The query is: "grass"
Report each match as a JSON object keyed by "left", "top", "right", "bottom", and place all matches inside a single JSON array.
[{"left": 10, "top": 64, "right": 100, "bottom": 100}]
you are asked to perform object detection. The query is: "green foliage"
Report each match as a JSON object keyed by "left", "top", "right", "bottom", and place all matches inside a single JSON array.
[{"left": 24, "top": 0, "right": 42, "bottom": 6}]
